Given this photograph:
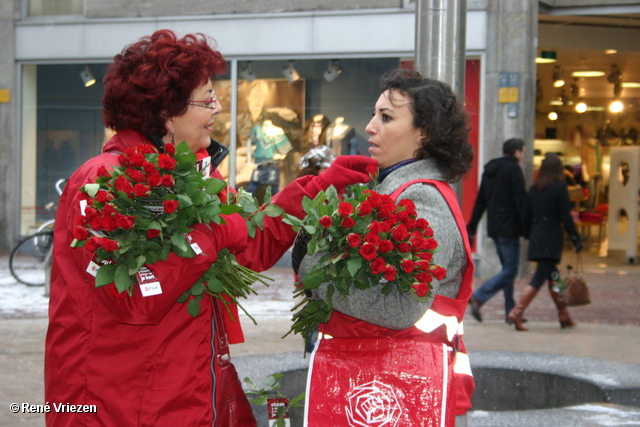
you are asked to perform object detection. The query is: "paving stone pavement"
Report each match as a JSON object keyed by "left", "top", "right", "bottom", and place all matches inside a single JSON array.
[{"left": 0, "top": 247, "right": 638, "bottom": 426}]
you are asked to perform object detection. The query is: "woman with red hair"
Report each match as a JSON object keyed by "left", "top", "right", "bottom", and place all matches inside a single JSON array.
[{"left": 45, "top": 29, "right": 376, "bottom": 426}]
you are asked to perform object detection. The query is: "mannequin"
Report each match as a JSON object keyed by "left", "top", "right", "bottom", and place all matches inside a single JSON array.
[
  {"left": 328, "top": 117, "right": 355, "bottom": 156},
  {"left": 249, "top": 120, "right": 292, "bottom": 164},
  {"left": 581, "top": 136, "right": 602, "bottom": 209}
]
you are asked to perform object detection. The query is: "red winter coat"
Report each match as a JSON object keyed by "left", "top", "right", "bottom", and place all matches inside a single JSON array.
[{"left": 44, "top": 130, "right": 315, "bottom": 426}]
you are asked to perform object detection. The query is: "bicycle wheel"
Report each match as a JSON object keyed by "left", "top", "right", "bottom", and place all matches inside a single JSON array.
[{"left": 9, "top": 230, "right": 54, "bottom": 286}]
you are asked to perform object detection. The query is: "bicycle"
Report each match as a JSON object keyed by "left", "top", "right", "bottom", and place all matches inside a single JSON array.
[{"left": 9, "top": 179, "right": 66, "bottom": 287}]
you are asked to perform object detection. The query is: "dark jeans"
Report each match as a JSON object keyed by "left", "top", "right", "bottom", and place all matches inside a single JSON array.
[
  {"left": 473, "top": 236, "right": 520, "bottom": 316},
  {"left": 529, "top": 259, "right": 559, "bottom": 290}
]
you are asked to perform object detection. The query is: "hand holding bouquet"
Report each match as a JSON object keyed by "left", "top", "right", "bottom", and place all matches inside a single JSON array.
[
  {"left": 283, "top": 178, "right": 446, "bottom": 344},
  {"left": 72, "top": 141, "right": 283, "bottom": 320}
]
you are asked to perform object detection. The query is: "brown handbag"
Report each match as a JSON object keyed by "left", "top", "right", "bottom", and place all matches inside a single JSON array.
[{"left": 563, "top": 253, "right": 591, "bottom": 306}]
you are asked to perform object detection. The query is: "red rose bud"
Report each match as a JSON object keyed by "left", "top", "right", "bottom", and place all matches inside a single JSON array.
[
  {"left": 137, "top": 144, "right": 158, "bottom": 155},
  {"left": 161, "top": 174, "right": 175, "bottom": 187},
  {"left": 383, "top": 265, "right": 397, "bottom": 281},
  {"left": 347, "top": 233, "right": 361, "bottom": 248},
  {"left": 158, "top": 154, "right": 176, "bottom": 170},
  {"left": 365, "top": 164, "right": 379, "bottom": 178},
  {"left": 398, "top": 199, "right": 417, "bottom": 216},
  {"left": 164, "top": 143, "right": 176, "bottom": 156},
  {"left": 116, "top": 215, "right": 135, "bottom": 230},
  {"left": 338, "top": 202, "right": 354, "bottom": 217},
  {"left": 101, "top": 216, "right": 117, "bottom": 232},
  {"left": 357, "top": 200, "right": 372, "bottom": 216},
  {"left": 133, "top": 184, "right": 151, "bottom": 197},
  {"left": 431, "top": 266, "right": 447, "bottom": 281},
  {"left": 101, "top": 204, "right": 116, "bottom": 216},
  {"left": 379, "top": 240, "right": 394, "bottom": 253},
  {"left": 84, "top": 206, "right": 98, "bottom": 219},
  {"left": 118, "top": 153, "right": 130, "bottom": 166},
  {"left": 85, "top": 236, "right": 102, "bottom": 252},
  {"left": 319, "top": 215, "right": 333, "bottom": 228},
  {"left": 96, "top": 190, "right": 113, "bottom": 204},
  {"left": 96, "top": 165, "right": 111, "bottom": 178},
  {"left": 126, "top": 167, "right": 148, "bottom": 183},
  {"left": 124, "top": 147, "right": 136, "bottom": 157},
  {"left": 396, "top": 242, "right": 411, "bottom": 253},
  {"left": 364, "top": 191, "right": 382, "bottom": 208},
  {"left": 416, "top": 272, "right": 433, "bottom": 283},
  {"left": 142, "top": 161, "right": 156, "bottom": 174},
  {"left": 412, "top": 283, "right": 430, "bottom": 298},
  {"left": 147, "top": 171, "right": 163, "bottom": 187},
  {"left": 400, "top": 259, "right": 415, "bottom": 273},
  {"left": 146, "top": 229, "right": 161, "bottom": 239},
  {"left": 370, "top": 257, "right": 386, "bottom": 275},
  {"left": 377, "top": 203, "right": 396, "bottom": 219},
  {"left": 101, "top": 238, "right": 120, "bottom": 252},
  {"left": 390, "top": 225, "right": 409, "bottom": 241},
  {"left": 114, "top": 175, "right": 133, "bottom": 194},
  {"left": 72, "top": 226, "right": 90, "bottom": 241},
  {"left": 417, "top": 251, "right": 433, "bottom": 261},
  {"left": 341, "top": 217, "right": 356, "bottom": 229},
  {"left": 423, "top": 238, "right": 438, "bottom": 250},
  {"left": 416, "top": 260, "right": 431, "bottom": 271},
  {"left": 416, "top": 218, "right": 429, "bottom": 229},
  {"left": 129, "top": 153, "right": 145, "bottom": 167},
  {"left": 90, "top": 216, "right": 103, "bottom": 231},
  {"left": 367, "top": 220, "right": 383, "bottom": 234},
  {"left": 359, "top": 243, "right": 378, "bottom": 261},
  {"left": 163, "top": 200, "right": 179, "bottom": 214}
]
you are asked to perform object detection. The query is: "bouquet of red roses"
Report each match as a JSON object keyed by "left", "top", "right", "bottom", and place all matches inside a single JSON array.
[
  {"left": 71, "top": 141, "right": 282, "bottom": 319},
  {"left": 283, "top": 180, "right": 446, "bottom": 344}
]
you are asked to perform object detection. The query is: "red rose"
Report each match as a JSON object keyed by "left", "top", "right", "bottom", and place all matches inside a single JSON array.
[
  {"left": 364, "top": 191, "right": 383, "bottom": 208},
  {"left": 146, "top": 229, "right": 161, "bottom": 239},
  {"left": 164, "top": 143, "right": 176, "bottom": 156},
  {"left": 116, "top": 215, "right": 135, "bottom": 230},
  {"left": 416, "top": 272, "right": 433, "bottom": 283},
  {"left": 118, "top": 153, "right": 130, "bottom": 166},
  {"left": 365, "top": 164, "right": 378, "bottom": 179},
  {"left": 357, "top": 201, "right": 372, "bottom": 216},
  {"left": 84, "top": 206, "right": 98, "bottom": 219},
  {"left": 416, "top": 260, "right": 431, "bottom": 271},
  {"left": 370, "top": 257, "right": 386, "bottom": 275},
  {"left": 403, "top": 218, "right": 417, "bottom": 230},
  {"left": 378, "top": 240, "right": 394, "bottom": 253},
  {"left": 96, "top": 190, "right": 113, "bottom": 204},
  {"left": 396, "top": 242, "right": 411, "bottom": 253},
  {"left": 161, "top": 174, "right": 175, "bottom": 187},
  {"left": 147, "top": 171, "right": 163, "bottom": 187},
  {"left": 126, "top": 167, "right": 147, "bottom": 183},
  {"left": 412, "top": 283, "right": 431, "bottom": 298},
  {"left": 400, "top": 259, "right": 415, "bottom": 273},
  {"left": 431, "top": 266, "right": 447, "bottom": 281},
  {"left": 383, "top": 265, "right": 397, "bottom": 281},
  {"left": 143, "top": 161, "right": 156, "bottom": 174},
  {"left": 129, "top": 153, "right": 145, "bottom": 167},
  {"left": 416, "top": 218, "right": 429, "bottom": 229},
  {"left": 417, "top": 251, "right": 433, "bottom": 261},
  {"left": 101, "top": 238, "right": 120, "bottom": 252},
  {"left": 364, "top": 232, "right": 381, "bottom": 246},
  {"left": 423, "top": 238, "right": 438, "bottom": 250},
  {"left": 85, "top": 236, "right": 102, "bottom": 252},
  {"left": 72, "top": 226, "right": 90, "bottom": 241},
  {"left": 338, "top": 202, "right": 354, "bottom": 217},
  {"left": 377, "top": 202, "right": 396, "bottom": 219},
  {"left": 96, "top": 165, "right": 111, "bottom": 178},
  {"left": 90, "top": 216, "right": 103, "bottom": 231},
  {"left": 347, "top": 233, "right": 361, "bottom": 248},
  {"left": 341, "top": 217, "right": 356, "bottom": 229},
  {"left": 133, "top": 184, "right": 151, "bottom": 197},
  {"left": 158, "top": 154, "right": 176, "bottom": 170},
  {"left": 101, "top": 204, "right": 116, "bottom": 216},
  {"left": 115, "top": 175, "right": 133, "bottom": 195},
  {"left": 359, "top": 243, "right": 378, "bottom": 261},
  {"left": 398, "top": 199, "right": 417, "bottom": 216},
  {"left": 319, "top": 215, "right": 333, "bottom": 228},
  {"left": 390, "top": 225, "right": 409, "bottom": 241},
  {"left": 163, "top": 200, "right": 179, "bottom": 214},
  {"left": 367, "top": 221, "right": 383, "bottom": 234},
  {"left": 397, "top": 210, "right": 410, "bottom": 222},
  {"left": 101, "top": 216, "right": 117, "bottom": 232}
]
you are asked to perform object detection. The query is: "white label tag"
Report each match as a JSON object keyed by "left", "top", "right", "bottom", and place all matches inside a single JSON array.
[
  {"left": 86, "top": 260, "right": 100, "bottom": 277},
  {"left": 185, "top": 232, "right": 203, "bottom": 255},
  {"left": 195, "top": 156, "right": 212, "bottom": 177},
  {"left": 136, "top": 266, "right": 163, "bottom": 297},
  {"left": 79, "top": 199, "right": 88, "bottom": 216}
]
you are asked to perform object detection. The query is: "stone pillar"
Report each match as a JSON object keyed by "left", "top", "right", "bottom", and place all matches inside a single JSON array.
[
  {"left": 477, "top": 0, "right": 538, "bottom": 279},
  {"left": 0, "top": 0, "right": 18, "bottom": 252}
]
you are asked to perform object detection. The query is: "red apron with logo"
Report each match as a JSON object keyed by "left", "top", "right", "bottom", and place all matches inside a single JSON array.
[{"left": 304, "top": 179, "right": 474, "bottom": 427}]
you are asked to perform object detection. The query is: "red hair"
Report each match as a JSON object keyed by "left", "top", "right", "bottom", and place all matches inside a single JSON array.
[{"left": 102, "top": 29, "right": 226, "bottom": 138}]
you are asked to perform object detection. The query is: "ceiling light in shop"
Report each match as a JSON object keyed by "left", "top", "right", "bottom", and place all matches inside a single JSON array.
[
  {"left": 282, "top": 61, "right": 300, "bottom": 83},
  {"left": 621, "top": 82, "right": 640, "bottom": 88},
  {"left": 575, "top": 102, "right": 587, "bottom": 113},
  {"left": 548, "top": 112, "right": 558, "bottom": 121},
  {"left": 552, "top": 66, "right": 565, "bottom": 88},
  {"left": 609, "top": 100, "right": 624, "bottom": 113},
  {"left": 535, "top": 51, "right": 557, "bottom": 64},
  {"left": 79, "top": 66, "right": 96, "bottom": 87},
  {"left": 240, "top": 61, "right": 257, "bottom": 82},
  {"left": 549, "top": 99, "right": 563, "bottom": 106},
  {"left": 572, "top": 69, "right": 605, "bottom": 78},
  {"left": 604, "top": 49, "right": 617, "bottom": 55}
]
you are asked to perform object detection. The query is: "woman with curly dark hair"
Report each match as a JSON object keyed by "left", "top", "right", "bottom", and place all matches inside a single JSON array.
[
  {"left": 44, "top": 29, "right": 376, "bottom": 427},
  {"left": 297, "top": 69, "right": 476, "bottom": 426}
]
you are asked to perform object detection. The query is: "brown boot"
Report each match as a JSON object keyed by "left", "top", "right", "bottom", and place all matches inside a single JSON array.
[
  {"left": 507, "top": 286, "right": 539, "bottom": 331},
  {"left": 548, "top": 287, "right": 576, "bottom": 329}
]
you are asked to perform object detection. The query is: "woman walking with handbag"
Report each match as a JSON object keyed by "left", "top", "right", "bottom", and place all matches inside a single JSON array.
[{"left": 508, "top": 153, "right": 583, "bottom": 331}]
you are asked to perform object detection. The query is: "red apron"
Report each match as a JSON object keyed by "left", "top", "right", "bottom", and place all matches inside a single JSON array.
[{"left": 305, "top": 179, "right": 475, "bottom": 427}]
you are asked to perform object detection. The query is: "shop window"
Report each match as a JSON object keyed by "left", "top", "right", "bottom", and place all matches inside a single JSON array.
[{"left": 28, "top": 0, "right": 83, "bottom": 16}]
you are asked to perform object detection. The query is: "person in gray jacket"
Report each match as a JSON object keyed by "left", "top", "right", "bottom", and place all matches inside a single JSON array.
[{"left": 466, "top": 138, "right": 527, "bottom": 322}]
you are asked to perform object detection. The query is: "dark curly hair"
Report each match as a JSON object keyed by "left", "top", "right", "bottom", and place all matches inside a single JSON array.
[
  {"left": 102, "top": 29, "right": 226, "bottom": 138},
  {"left": 378, "top": 68, "right": 474, "bottom": 182}
]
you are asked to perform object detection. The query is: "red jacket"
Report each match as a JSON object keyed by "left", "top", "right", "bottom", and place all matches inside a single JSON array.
[{"left": 44, "top": 130, "right": 315, "bottom": 426}]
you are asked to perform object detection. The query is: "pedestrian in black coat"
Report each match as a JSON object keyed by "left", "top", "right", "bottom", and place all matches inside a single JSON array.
[{"left": 508, "top": 153, "right": 582, "bottom": 331}]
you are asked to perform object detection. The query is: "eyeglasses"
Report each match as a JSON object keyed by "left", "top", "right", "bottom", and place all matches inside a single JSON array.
[{"left": 188, "top": 94, "right": 218, "bottom": 110}]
